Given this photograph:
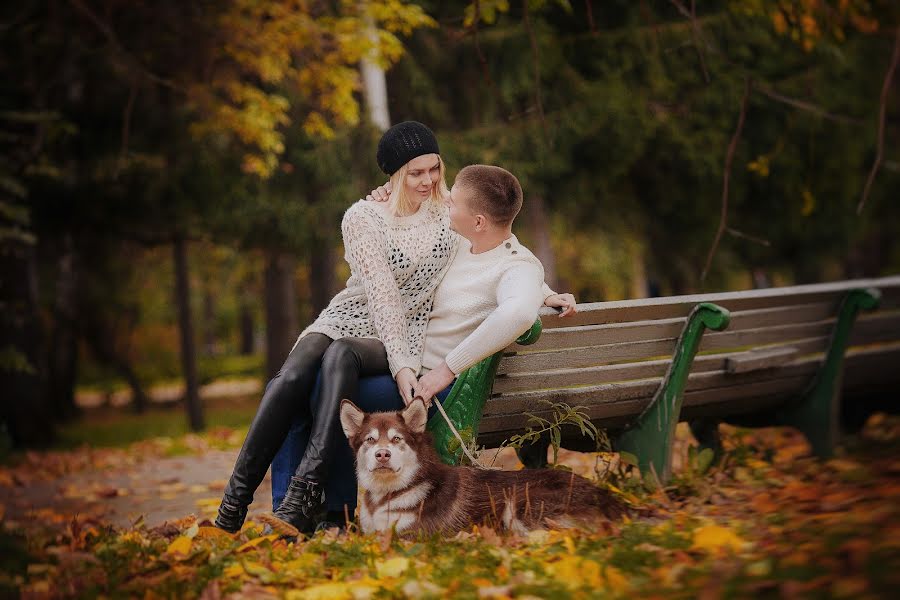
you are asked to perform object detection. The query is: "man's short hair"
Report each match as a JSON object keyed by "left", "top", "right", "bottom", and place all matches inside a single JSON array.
[{"left": 455, "top": 164, "right": 523, "bottom": 226}]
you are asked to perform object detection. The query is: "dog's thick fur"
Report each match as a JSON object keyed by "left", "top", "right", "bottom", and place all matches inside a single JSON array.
[{"left": 340, "top": 398, "right": 627, "bottom": 535}]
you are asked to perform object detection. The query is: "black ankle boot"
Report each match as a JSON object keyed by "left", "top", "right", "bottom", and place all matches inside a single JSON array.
[
  {"left": 214, "top": 495, "right": 248, "bottom": 533},
  {"left": 272, "top": 476, "right": 323, "bottom": 534}
]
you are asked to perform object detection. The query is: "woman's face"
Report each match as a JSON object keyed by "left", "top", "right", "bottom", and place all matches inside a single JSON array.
[{"left": 403, "top": 154, "right": 441, "bottom": 201}]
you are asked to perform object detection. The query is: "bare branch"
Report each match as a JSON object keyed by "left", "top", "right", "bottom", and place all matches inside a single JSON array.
[
  {"left": 522, "top": 0, "right": 549, "bottom": 141},
  {"left": 725, "top": 227, "right": 770, "bottom": 247},
  {"left": 67, "top": 0, "right": 180, "bottom": 91},
  {"left": 585, "top": 0, "right": 597, "bottom": 35},
  {"left": 858, "top": 26, "right": 900, "bottom": 215},
  {"left": 754, "top": 81, "right": 863, "bottom": 125},
  {"left": 669, "top": 0, "right": 710, "bottom": 83},
  {"left": 472, "top": 1, "right": 495, "bottom": 89},
  {"left": 702, "top": 78, "right": 751, "bottom": 281},
  {"left": 115, "top": 78, "right": 139, "bottom": 179}
]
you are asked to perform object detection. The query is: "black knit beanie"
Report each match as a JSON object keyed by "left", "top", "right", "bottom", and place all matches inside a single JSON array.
[{"left": 376, "top": 121, "right": 440, "bottom": 176}]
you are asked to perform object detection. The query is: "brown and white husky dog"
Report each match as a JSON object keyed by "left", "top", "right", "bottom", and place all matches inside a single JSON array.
[{"left": 339, "top": 398, "right": 628, "bottom": 536}]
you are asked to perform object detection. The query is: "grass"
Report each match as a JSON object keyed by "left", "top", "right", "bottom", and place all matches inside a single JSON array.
[
  {"left": 54, "top": 397, "right": 258, "bottom": 450},
  {"left": 76, "top": 353, "right": 264, "bottom": 392}
]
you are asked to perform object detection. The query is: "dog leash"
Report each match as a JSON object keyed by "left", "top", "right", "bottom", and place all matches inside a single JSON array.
[{"left": 422, "top": 395, "right": 490, "bottom": 469}]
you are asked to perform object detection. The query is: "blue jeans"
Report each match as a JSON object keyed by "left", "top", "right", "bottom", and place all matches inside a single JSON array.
[{"left": 270, "top": 372, "right": 454, "bottom": 513}]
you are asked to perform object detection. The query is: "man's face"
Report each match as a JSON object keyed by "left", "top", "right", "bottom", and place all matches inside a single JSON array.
[{"left": 446, "top": 182, "right": 479, "bottom": 239}]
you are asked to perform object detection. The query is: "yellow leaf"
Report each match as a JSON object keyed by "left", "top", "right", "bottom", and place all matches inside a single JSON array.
[
  {"left": 563, "top": 536, "right": 576, "bottom": 555},
  {"left": 286, "top": 582, "right": 352, "bottom": 600},
  {"left": 236, "top": 534, "right": 279, "bottom": 552},
  {"left": 375, "top": 556, "right": 410, "bottom": 579},
  {"left": 691, "top": 524, "right": 749, "bottom": 554},
  {"left": 166, "top": 536, "right": 192, "bottom": 558},
  {"left": 223, "top": 563, "right": 245, "bottom": 578},
  {"left": 243, "top": 561, "right": 272, "bottom": 577},
  {"left": 801, "top": 189, "right": 815, "bottom": 216},
  {"left": 195, "top": 526, "right": 232, "bottom": 541},
  {"left": 603, "top": 566, "right": 630, "bottom": 592}
]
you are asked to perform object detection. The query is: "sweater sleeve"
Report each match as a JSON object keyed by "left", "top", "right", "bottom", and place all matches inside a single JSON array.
[
  {"left": 444, "top": 261, "right": 544, "bottom": 375},
  {"left": 541, "top": 282, "right": 556, "bottom": 300},
  {"left": 341, "top": 207, "right": 419, "bottom": 377}
]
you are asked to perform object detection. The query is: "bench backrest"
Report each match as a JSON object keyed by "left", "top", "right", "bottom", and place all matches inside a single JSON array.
[{"left": 477, "top": 275, "right": 900, "bottom": 446}]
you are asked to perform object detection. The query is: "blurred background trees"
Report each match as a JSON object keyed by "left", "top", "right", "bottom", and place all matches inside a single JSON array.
[{"left": 2, "top": 0, "right": 898, "bottom": 447}]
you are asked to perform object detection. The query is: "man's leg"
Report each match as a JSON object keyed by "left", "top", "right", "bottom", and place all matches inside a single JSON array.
[{"left": 215, "top": 333, "right": 332, "bottom": 532}]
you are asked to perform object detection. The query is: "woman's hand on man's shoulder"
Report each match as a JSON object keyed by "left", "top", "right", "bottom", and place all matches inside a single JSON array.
[{"left": 365, "top": 181, "right": 392, "bottom": 203}]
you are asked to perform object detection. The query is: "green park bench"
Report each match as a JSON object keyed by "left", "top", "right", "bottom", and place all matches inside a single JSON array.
[{"left": 427, "top": 275, "right": 900, "bottom": 483}]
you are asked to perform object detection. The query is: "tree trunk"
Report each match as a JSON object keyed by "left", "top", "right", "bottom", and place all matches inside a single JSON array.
[
  {"left": 239, "top": 300, "right": 255, "bottom": 355},
  {"left": 79, "top": 308, "right": 150, "bottom": 414},
  {"left": 45, "top": 233, "right": 80, "bottom": 421},
  {"left": 203, "top": 285, "right": 216, "bottom": 356},
  {"left": 264, "top": 250, "right": 299, "bottom": 380},
  {"left": 629, "top": 240, "right": 650, "bottom": 299},
  {"left": 360, "top": 11, "right": 391, "bottom": 131},
  {"left": 525, "top": 194, "right": 559, "bottom": 291},
  {"left": 0, "top": 232, "right": 54, "bottom": 447},
  {"left": 174, "top": 237, "right": 204, "bottom": 431}
]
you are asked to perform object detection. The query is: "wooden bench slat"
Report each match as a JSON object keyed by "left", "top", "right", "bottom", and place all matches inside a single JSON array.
[
  {"left": 487, "top": 359, "right": 822, "bottom": 417},
  {"left": 493, "top": 336, "right": 830, "bottom": 393},
  {"left": 525, "top": 302, "right": 835, "bottom": 353},
  {"left": 499, "top": 320, "right": 837, "bottom": 374},
  {"left": 725, "top": 346, "right": 800, "bottom": 373},
  {"left": 478, "top": 375, "right": 812, "bottom": 445},
  {"left": 848, "top": 309, "right": 900, "bottom": 346},
  {"left": 537, "top": 276, "right": 900, "bottom": 328}
]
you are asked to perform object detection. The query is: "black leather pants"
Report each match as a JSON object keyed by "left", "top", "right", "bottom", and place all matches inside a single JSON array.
[{"left": 223, "top": 333, "right": 390, "bottom": 506}]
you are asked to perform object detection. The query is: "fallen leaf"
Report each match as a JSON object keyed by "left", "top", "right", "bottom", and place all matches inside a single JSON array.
[
  {"left": 375, "top": 556, "right": 410, "bottom": 579},
  {"left": 236, "top": 534, "right": 279, "bottom": 552},
  {"left": 166, "top": 535, "right": 192, "bottom": 558},
  {"left": 691, "top": 524, "right": 749, "bottom": 554}
]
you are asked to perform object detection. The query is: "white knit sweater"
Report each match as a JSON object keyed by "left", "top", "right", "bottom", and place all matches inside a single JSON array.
[
  {"left": 297, "top": 198, "right": 456, "bottom": 376},
  {"left": 421, "top": 235, "right": 546, "bottom": 375}
]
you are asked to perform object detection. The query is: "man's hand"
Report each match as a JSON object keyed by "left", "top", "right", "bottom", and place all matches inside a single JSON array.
[
  {"left": 414, "top": 362, "right": 455, "bottom": 407},
  {"left": 544, "top": 293, "right": 577, "bottom": 318},
  {"left": 365, "top": 181, "right": 392, "bottom": 203},
  {"left": 395, "top": 367, "right": 418, "bottom": 406}
]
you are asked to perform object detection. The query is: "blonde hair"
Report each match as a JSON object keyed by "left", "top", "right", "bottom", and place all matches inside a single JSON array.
[{"left": 387, "top": 155, "right": 449, "bottom": 217}]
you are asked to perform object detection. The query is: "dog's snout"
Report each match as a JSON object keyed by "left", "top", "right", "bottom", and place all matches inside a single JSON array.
[{"left": 375, "top": 448, "right": 391, "bottom": 463}]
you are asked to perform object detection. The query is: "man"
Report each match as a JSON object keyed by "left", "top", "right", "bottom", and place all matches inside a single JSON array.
[
  {"left": 411, "top": 164, "right": 574, "bottom": 402},
  {"left": 271, "top": 164, "right": 576, "bottom": 531}
]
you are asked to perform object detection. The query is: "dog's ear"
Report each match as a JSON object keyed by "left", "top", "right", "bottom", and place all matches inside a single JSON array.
[
  {"left": 340, "top": 399, "right": 365, "bottom": 438},
  {"left": 401, "top": 398, "right": 428, "bottom": 433}
]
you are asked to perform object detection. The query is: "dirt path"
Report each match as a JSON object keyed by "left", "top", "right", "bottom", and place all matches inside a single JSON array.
[
  {"left": 0, "top": 448, "right": 272, "bottom": 529},
  {"left": 0, "top": 442, "right": 547, "bottom": 532}
]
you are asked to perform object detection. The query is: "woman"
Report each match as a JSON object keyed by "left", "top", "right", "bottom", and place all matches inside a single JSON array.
[{"left": 215, "top": 121, "right": 456, "bottom": 534}]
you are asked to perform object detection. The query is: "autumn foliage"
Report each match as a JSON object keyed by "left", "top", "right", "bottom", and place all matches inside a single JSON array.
[{"left": 2, "top": 416, "right": 899, "bottom": 598}]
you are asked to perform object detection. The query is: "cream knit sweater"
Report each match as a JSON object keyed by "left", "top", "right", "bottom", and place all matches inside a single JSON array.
[
  {"left": 297, "top": 197, "right": 456, "bottom": 376},
  {"left": 421, "top": 235, "right": 546, "bottom": 375}
]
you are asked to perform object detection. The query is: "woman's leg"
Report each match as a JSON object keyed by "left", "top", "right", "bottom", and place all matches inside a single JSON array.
[
  {"left": 294, "top": 337, "right": 390, "bottom": 482},
  {"left": 272, "top": 338, "right": 389, "bottom": 528},
  {"left": 215, "top": 333, "right": 332, "bottom": 532}
]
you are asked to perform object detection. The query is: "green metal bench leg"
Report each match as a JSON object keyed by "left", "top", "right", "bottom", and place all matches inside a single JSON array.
[
  {"left": 427, "top": 319, "right": 543, "bottom": 465},
  {"left": 778, "top": 288, "right": 880, "bottom": 458},
  {"left": 615, "top": 302, "right": 731, "bottom": 484}
]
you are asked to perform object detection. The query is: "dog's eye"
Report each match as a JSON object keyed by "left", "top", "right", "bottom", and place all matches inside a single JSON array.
[
  {"left": 392, "top": 435, "right": 402, "bottom": 443},
  {"left": 365, "top": 436, "right": 376, "bottom": 444}
]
